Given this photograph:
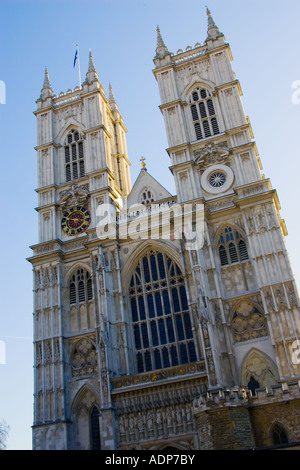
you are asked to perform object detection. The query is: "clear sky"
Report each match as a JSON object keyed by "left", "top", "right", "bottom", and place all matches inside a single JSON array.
[{"left": 0, "top": 0, "right": 299, "bottom": 450}]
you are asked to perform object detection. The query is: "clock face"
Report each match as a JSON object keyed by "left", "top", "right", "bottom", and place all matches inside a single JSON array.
[{"left": 61, "top": 206, "right": 91, "bottom": 236}]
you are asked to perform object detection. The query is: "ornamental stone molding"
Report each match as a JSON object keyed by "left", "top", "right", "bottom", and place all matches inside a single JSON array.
[
  {"left": 193, "top": 141, "right": 230, "bottom": 168},
  {"left": 58, "top": 183, "right": 89, "bottom": 210}
]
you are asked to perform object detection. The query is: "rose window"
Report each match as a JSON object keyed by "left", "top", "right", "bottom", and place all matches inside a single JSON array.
[{"left": 209, "top": 171, "right": 226, "bottom": 188}]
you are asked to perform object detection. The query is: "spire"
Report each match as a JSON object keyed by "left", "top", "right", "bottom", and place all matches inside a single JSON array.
[
  {"left": 205, "top": 7, "right": 224, "bottom": 45},
  {"left": 40, "top": 66, "right": 53, "bottom": 100},
  {"left": 85, "top": 49, "right": 99, "bottom": 84},
  {"left": 155, "top": 26, "right": 170, "bottom": 59},
  {"left": 206, "top": 7, "right": 217, "bottom": 30},
  {"left": 88, "top": 49, "right": 96, "bottom": 72},
  {"left": 109, "top": 83, "right": 118, "bottom": 111}
]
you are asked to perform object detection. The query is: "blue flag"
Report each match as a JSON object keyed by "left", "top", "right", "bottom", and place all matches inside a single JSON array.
[{"left": 73, "top": 49, "right": 78, "bottom": 68}]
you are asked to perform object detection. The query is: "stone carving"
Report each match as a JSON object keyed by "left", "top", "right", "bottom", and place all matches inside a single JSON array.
[
  {"left": 194, "top": 141, "right": 230, "bottom": 168},
  {"left": 231, "top": 301, "right": 268, "bottom": 342},
  {"left": 241, "top": 349, "right": 279, "bottom": 390},
  {"left": 59, "top": 183, "right": 89, "bottom": 209},
  {"left": 70, "top": 337, "right": 97, "bottom": 378}
]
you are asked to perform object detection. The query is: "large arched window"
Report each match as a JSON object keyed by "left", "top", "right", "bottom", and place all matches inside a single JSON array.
[
  {"left": 64, "top": 129, "right": 85, "bottom": 182},
  {"left": 218, "top": 226, "right": 249, "bottom": 267},
  {"left": 129, "top": 250, "right": 197, "bottom": 373},
  {"left": 190, "top": 88, "right": 220, "bottom": 141}
]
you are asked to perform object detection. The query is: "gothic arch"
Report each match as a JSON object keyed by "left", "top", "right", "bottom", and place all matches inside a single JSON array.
[
  {"left": 121, "top": 240, "right": 183, "bottom": 287},
  {"left": 57, "top": 120, "right": 86, "bottom": 146},
  {"left": 71, "top": 384, "right": 101, "bottom": 450},
  {"left": 71, "top": 383, "right": 100, "bottom": 416},
  {"left": 214, "top": 222, "right": 247, "bottom": 245},
  {"left": 125, "top": 243, "right": 198, "bottom": 374},
  {"left": 269, "top": 422, "right": 290, "bottom": 445},
  {"left": 64, "top": 262, "right": 91, "bottom": 285},
  {"left": 181, "top": 76, "right": 216, "bottom": 103},
  {"left": 214, "top": 223, "right": 250, "bottom": 268},
  {"left": 240, "top": 348, "right": 279, "bottom": 391}
]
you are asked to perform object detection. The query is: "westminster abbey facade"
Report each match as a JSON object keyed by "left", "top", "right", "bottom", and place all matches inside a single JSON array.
[{"left": 28, "top": 9, "right": 300, "bottom": 450}]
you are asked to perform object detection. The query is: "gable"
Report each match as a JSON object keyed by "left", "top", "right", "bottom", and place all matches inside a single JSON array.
[{"left": 126, "top": 169, "right": 172, "bottom": 207}]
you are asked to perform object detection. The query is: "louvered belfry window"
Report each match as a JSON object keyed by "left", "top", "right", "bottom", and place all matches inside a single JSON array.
[
  {"left": 69, "top": 268, "right": 93, "bottom": 304},
  {"left": 64, "top": 129, "right": 85, "bottom": 182},
  {"left": 190, "top": 88, "right": 220, "bottom": 141},
  {"left": 218, "top": 226, "right": 249, "bottom": 267},
  {"left": 129, "top": 250, "right": 197, "bottom": 373}
]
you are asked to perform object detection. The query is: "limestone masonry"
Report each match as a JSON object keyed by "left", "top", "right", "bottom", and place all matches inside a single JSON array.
[{"left": 28, "top": 9, "right": 300, "bottom": 450}]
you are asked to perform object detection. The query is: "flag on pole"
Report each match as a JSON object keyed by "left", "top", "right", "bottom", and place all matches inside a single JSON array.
[
  {"left": 73, "top": 44, "right": 81, "bottom": 88},
  {"left": 73, "top": 48, "right": 78, "bottom": 68}
]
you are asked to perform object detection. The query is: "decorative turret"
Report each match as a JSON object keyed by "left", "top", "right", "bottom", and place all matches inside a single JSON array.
[
  {"left": 40, "top": 66, "right": 53, "bottom": 100},
  {"left": 109, "top": 83, "right": 118, "bottom": 112},
  {"left": 85, "top": 49, "right": 99, "bottom": 84},
  {"left": 153, "top": 26, "right": 172, "bottom": 67},
  {"left": 204, "top": 7, "right": 225, "bottom": 48}
]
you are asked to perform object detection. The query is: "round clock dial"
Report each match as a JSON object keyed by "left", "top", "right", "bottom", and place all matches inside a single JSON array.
[{"left": 61, "top": 206, "right": 91, "bottom": 236}]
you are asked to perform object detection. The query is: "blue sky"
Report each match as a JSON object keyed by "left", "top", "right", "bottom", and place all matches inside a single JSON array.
[{"left": 0, "top": 0, "right": 299, "bottom": 450}]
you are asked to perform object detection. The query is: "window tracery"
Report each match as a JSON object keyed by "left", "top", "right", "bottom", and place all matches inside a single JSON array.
[
  {"left": 70, "top": 337, "right": 97, "bottom": 378},
  {"left": 69, "top": 268, "right": 93, "bottom": 305},
  {"left": 231, "top": 300, "right": 268, "bottom": 342},
  {"left": 190, "top": 88, "right": 220, "bottom": 141},
  {"left": 64, "top": 129, "right": 85, "bottom": 182},
  {"left": 129, "top": 250, "right": 197, "bottom": 373},
  {"left": 141, "top": 188, "right": 155, "bottom": 205},
  {"left": 218, "top": 226, "right": 249, "bottom": 266}
]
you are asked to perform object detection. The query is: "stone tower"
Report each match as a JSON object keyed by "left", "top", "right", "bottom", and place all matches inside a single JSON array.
[
  {"left": 28, "top": 9, "right": 300, "bottom": 450},
  {"left": 153, "top": 10, "right": 300, "bottom": 388},
  {"left": 29, "top": 52, "right": 132, "bottom": 449}
]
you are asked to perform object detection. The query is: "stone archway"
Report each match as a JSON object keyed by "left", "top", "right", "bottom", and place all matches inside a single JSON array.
[
  {"left": 71, "top": 385, "right": 101, "bottom": 450},
  {"left": 240, "top": 348, "right": 279, "bottom": 392}
]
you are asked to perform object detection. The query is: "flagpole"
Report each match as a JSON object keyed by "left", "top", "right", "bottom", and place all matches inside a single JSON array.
[{"left": 76, "top": 44, "right": 81, "bottom": 88}]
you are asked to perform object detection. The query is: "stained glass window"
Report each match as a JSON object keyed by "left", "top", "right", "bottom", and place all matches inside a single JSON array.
[{"left": 129, "top": 250, "right": 197, "bottom": 373}]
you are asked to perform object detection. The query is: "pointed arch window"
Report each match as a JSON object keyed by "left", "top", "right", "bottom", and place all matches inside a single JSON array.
[
  {"left": 64, "top": 129, "right": 85, "bottom": 182},
  {"left": 271, "top": 423, "right": 289, "bottom": 446},
  {"left": 129, "top": 250, "right": 197, "bottom": 373},
  {"left": 69, "top": 268, "right": 93, "bottom": 305},
  {"left": 218, "top": 226, "right": 249, "bottom": 267},
  {"left": 90, "top": 407, "right": 101, "bottom": 450},
  {"left": 190, "top": 88, "right": 220, "bottom": 141}
]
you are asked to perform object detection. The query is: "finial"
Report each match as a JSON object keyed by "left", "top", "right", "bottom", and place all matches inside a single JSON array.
[
  {"left": 206, "top": 6, "right": 216, "bottom": 29},
  {"left": 109, "top": 82, "right": 118, "bottom": 111},
  {"left": 155, "top": 25, "right": 170, "bottom": 58},
  {"left": 85, "top": 49, "right": 99, "bottom": 84},
  {"left": 40, "top": 66, "right": 53, "bottom": 99},
  {"left": 156, "top": 25, "right": 166, "bottom": 49},
  {"left": 109, "top": 83, "right": 116, "bottom": 104},
  {"left": 140, "top": 156, "right": 147, "bottom": 169},
  {"left": 42, "top": 66, "right": 52, "bottom": 91},
  {"left": 88, "top": 49, "right": 96, "bottom": 72},
  {"left": 205, "top": 6, "right": 222, "bottom": 43}
]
